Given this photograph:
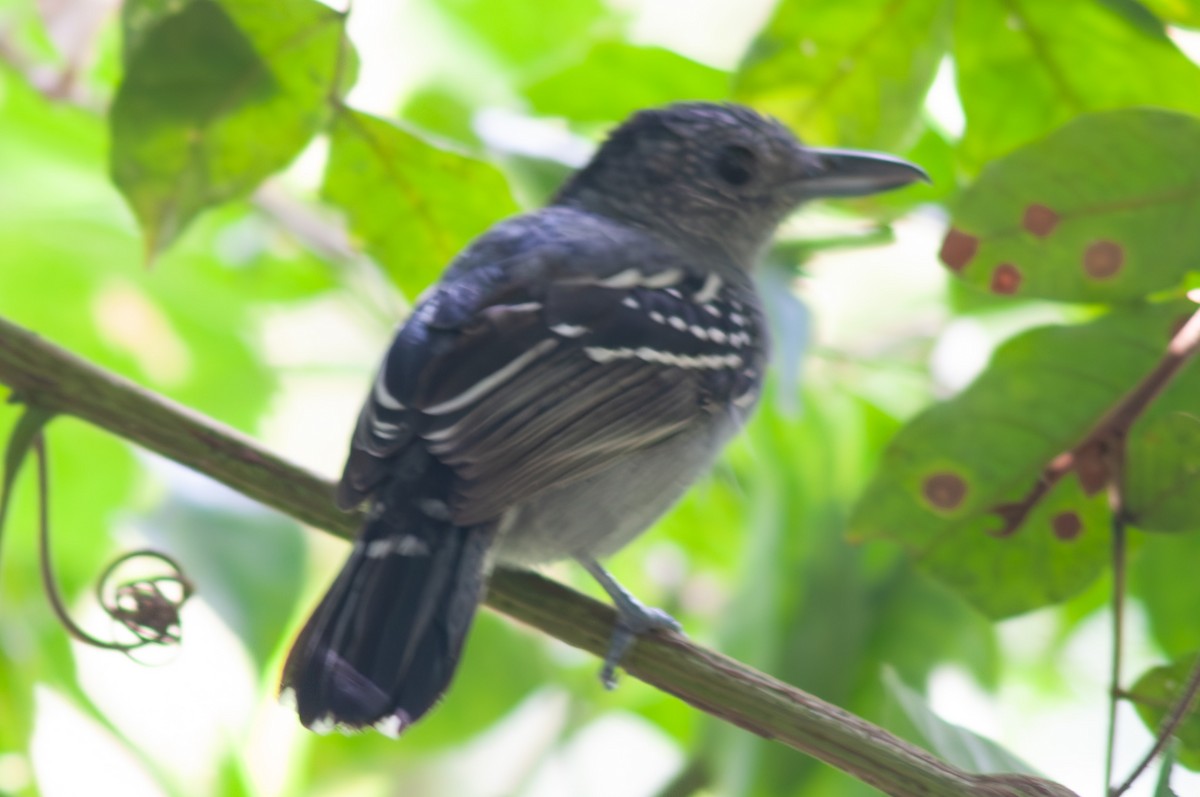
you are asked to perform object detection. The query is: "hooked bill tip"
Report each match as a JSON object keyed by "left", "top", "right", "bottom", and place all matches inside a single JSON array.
[{"left": 798, "top": 147, "right": 929, "bottom": 198}]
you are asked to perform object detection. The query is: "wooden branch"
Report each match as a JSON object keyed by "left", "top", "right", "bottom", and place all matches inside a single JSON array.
[{"left": 0, "top": 314, "right": 1078, "bottom": 797}]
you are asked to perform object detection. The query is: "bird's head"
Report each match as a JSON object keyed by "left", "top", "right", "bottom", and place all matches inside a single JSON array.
[{"left": 555, "top": 102, "right": 927, "bottom": 264}]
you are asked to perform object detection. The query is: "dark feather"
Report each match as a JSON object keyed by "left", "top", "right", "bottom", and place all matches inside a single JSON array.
[{"left": 283, "top": 461, "right": 494, "bottom": 733}]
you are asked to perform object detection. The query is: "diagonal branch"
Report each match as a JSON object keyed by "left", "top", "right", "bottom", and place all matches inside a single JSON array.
[
  {"left": 0, "top": 314, "right": 1077, "bottom": 797},
  {"left": 991, "top": 302, "right": 1200, "bottom": 536}
]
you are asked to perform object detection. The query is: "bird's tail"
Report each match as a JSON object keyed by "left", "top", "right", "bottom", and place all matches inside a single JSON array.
[{"left": 281, "top": 492, "right": 494, "bottom": 736}]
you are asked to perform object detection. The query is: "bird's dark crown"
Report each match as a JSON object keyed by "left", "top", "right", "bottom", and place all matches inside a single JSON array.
[{"left": 554, "top": 102, "right": 817, "bottom": 265}]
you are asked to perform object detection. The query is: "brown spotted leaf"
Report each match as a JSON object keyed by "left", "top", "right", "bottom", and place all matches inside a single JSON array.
[
  {"left": 849, "top": 301, "right": 1199, "bottom": 618},
  {"left": 942, "top": 109, "right": 1200, "bottom": 303}
]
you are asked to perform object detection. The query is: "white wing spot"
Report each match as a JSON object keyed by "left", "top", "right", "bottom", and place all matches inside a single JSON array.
[
  {"left": 642, "top": 268, "right": 683, "bottom": 288},
  {"left": 550, "top": 322, "right": 588, "bottom": 338},
  {"left": 668, "top": 316, "right": 687, "bottom": 331},
  {"left": 418, "top": 498, "right": 451, "bottom": 521},
  {"left": 694, "top": 272, "right": 722, "bottom": 303},
  {"left": 500, "top": 301, "right": 542, "bottom": 313},
  {"left": 690, "top": 325, "right": 709, "bottom": 340},
  {"left": 650, "top": 311, "right": 665, "bottom": 324},
  {"left": 424, "top": 339, "right": 558, "bottom": 415},
  {"left": 622, "top": 296, "right": 639, "bottom": 309},
  {"left": 373, "top": 361, "right": 405, "bottom": 410},
  {"left": 366, "top": 535, "right": 432, "bottom": 558},
  {"left": 311, "top": 715, "right": 336, "bottom": 735},
  {"left": 710, "top": 329, "right": 727, "bottom": 344},
  {"left": 370, "top": 420, "right": 405, "bottom": 440},
  {"left": 586, "top": 346, "right": 740, "bottom": 369},
  {"left": 584, "top": 346, "right": 635, "bottom": 363},
  {"left": 734, "top": 388, "right": 759, "bottom": 408},
  {"left": 598, "top": 268, "right": 642, "bottom": 288}
]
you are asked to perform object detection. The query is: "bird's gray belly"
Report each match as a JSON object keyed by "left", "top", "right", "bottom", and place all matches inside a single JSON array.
[{"left": 492, "top": 414, "right": 741, "bottom": 566}]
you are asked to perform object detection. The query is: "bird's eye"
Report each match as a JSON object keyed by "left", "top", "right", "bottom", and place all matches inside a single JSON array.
[{"left": 714, "top": 145, "right": 756, "bottom": 186}]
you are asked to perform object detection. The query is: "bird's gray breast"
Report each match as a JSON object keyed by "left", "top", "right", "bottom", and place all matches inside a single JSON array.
[{"left": 493, "top": 407, "right": 747, "bottom": 565}]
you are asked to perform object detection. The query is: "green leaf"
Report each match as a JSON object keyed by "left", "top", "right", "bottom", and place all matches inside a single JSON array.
[
  {"left": 430, "top": 0, "right": 607, "bottom": 73},
  {"left": 881, "top": 667, "right": 1039, "bottom": 775},
  {"left": 322, "top": 108, "right": 520, "bottom": 298},
  {"left": 1133, "top": 532, "right": 1200, "bottom": 658},
  {"left": 119, "top": 0, "right": 190, "bottom": 64},
  {"left": 111, "top": 0, "right": 352, "bottom": 257},
  {"left": 1141, "top": 0, "right": 1200, "bottom": 27},
  {"left": 1095, "top": 0, "right": 1173, "bottom": 35},
  {"left": 399, "top": 83, "right": 480, "bottom": 147},
  {"left": 1125, "top": 349, "right": 1200, "bottom": 532},
  {"left": 850, "top": 303, "right": 1198, "bottom": 618},
  {"left": 954, "top": 0, "right": 1200, "bottom": 167},
  {"left": 735, "top": 0, "right": 950, "bottom": 149},
  {"left": 708, "top": 392, "right": 996, "bottom": 797},
  {"left": 941, "top": 109, "right": 1200, "bottom": 303},
  {"left": 523, "top": 41, "right": 729, "bottom": 123},
  {"left": 1129, "top": 655, "right": 1200, "bottom": 771}
]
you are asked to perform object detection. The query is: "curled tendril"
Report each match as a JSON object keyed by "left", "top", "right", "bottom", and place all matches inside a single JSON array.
[
  {"left": 31, "top": 434, "right": 195, "bottom": 658},
  {"left": 96, "top": 550, "right": 194, "bottom": 651}
]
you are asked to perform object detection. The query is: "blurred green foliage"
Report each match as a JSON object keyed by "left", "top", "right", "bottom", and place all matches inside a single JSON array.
[{"left": 3, "top": 0, "right": 1200, "bottom": 795}]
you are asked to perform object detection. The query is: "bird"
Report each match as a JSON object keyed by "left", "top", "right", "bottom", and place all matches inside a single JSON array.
[{"left": 280, "top": 101, "right": 926, "bottom": 737}]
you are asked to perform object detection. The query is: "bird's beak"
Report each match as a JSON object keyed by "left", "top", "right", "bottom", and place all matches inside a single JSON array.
[{"left": 795, "top": 147, "right": 929, "bottom": 198}]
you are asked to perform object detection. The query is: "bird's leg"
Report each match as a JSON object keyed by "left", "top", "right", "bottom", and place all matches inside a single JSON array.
[{"left": 578, "top": 557, "right": 683, "bottom": 689}]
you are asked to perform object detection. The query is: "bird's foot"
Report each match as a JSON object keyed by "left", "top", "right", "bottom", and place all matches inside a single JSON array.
[
  {"left": 578, "top": 557, "right": 683, "bottom": 689},
  {"left": 600, "top": 599, "right": 681, "bottom": 689}
]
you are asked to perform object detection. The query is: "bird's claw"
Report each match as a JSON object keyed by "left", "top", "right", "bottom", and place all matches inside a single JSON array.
[{"left": 599, "top": 602, "right": 682, "bottom": 689}]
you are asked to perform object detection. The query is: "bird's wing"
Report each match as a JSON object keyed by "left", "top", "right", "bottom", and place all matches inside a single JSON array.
[{"left": 337, "top": 217, "right": 765, "bottom": 525}]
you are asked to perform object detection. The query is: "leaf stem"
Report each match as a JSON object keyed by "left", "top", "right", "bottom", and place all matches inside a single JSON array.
[
  {"left": 34, "top": 433, "right": 138, "bottom": 651},
  {"left": 1111, "top": 653, "right": 1200, "bottom": 797},
  {"left": 1104, "top": 509, "right": 1127, "bottom": 795}
]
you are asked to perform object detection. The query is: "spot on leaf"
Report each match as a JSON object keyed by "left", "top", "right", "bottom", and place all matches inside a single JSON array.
[
  {"left": 922, "top": 472, "right": 967, "bottom": 512},
  {"left": 1022, "top": 204, "right": 1059, "bottom": 237},
  {"left": 1052, "top": 511, "right": 1083, "bottom": 541},
  {"left": 1083, "top": 240, "right": 1124, "bottom": 279},
  {"left": 939, "top": 229, "right": 979, "bottom": 272},
  {"left": 990, "top": 263, "right": 1022, "bottom": 295}
]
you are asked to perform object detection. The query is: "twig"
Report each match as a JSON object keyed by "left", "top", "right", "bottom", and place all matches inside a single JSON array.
[
  {"left": 1111, "top": 653, "right": 1200, "bottom": 797},
  {"left": 0, "top": 314, "right": 1079, "bottom": 796},
  {"left": 991, "top": 304, "right": 1200, "bottom": 535},
  {"left": 1104, "top": 509, "right": 1128, "bottom": 794}
]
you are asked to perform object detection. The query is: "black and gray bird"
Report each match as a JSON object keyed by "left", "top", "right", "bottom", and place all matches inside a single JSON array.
[{"left": 281, "top": 102, "right": 925, "bottom": 736}]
